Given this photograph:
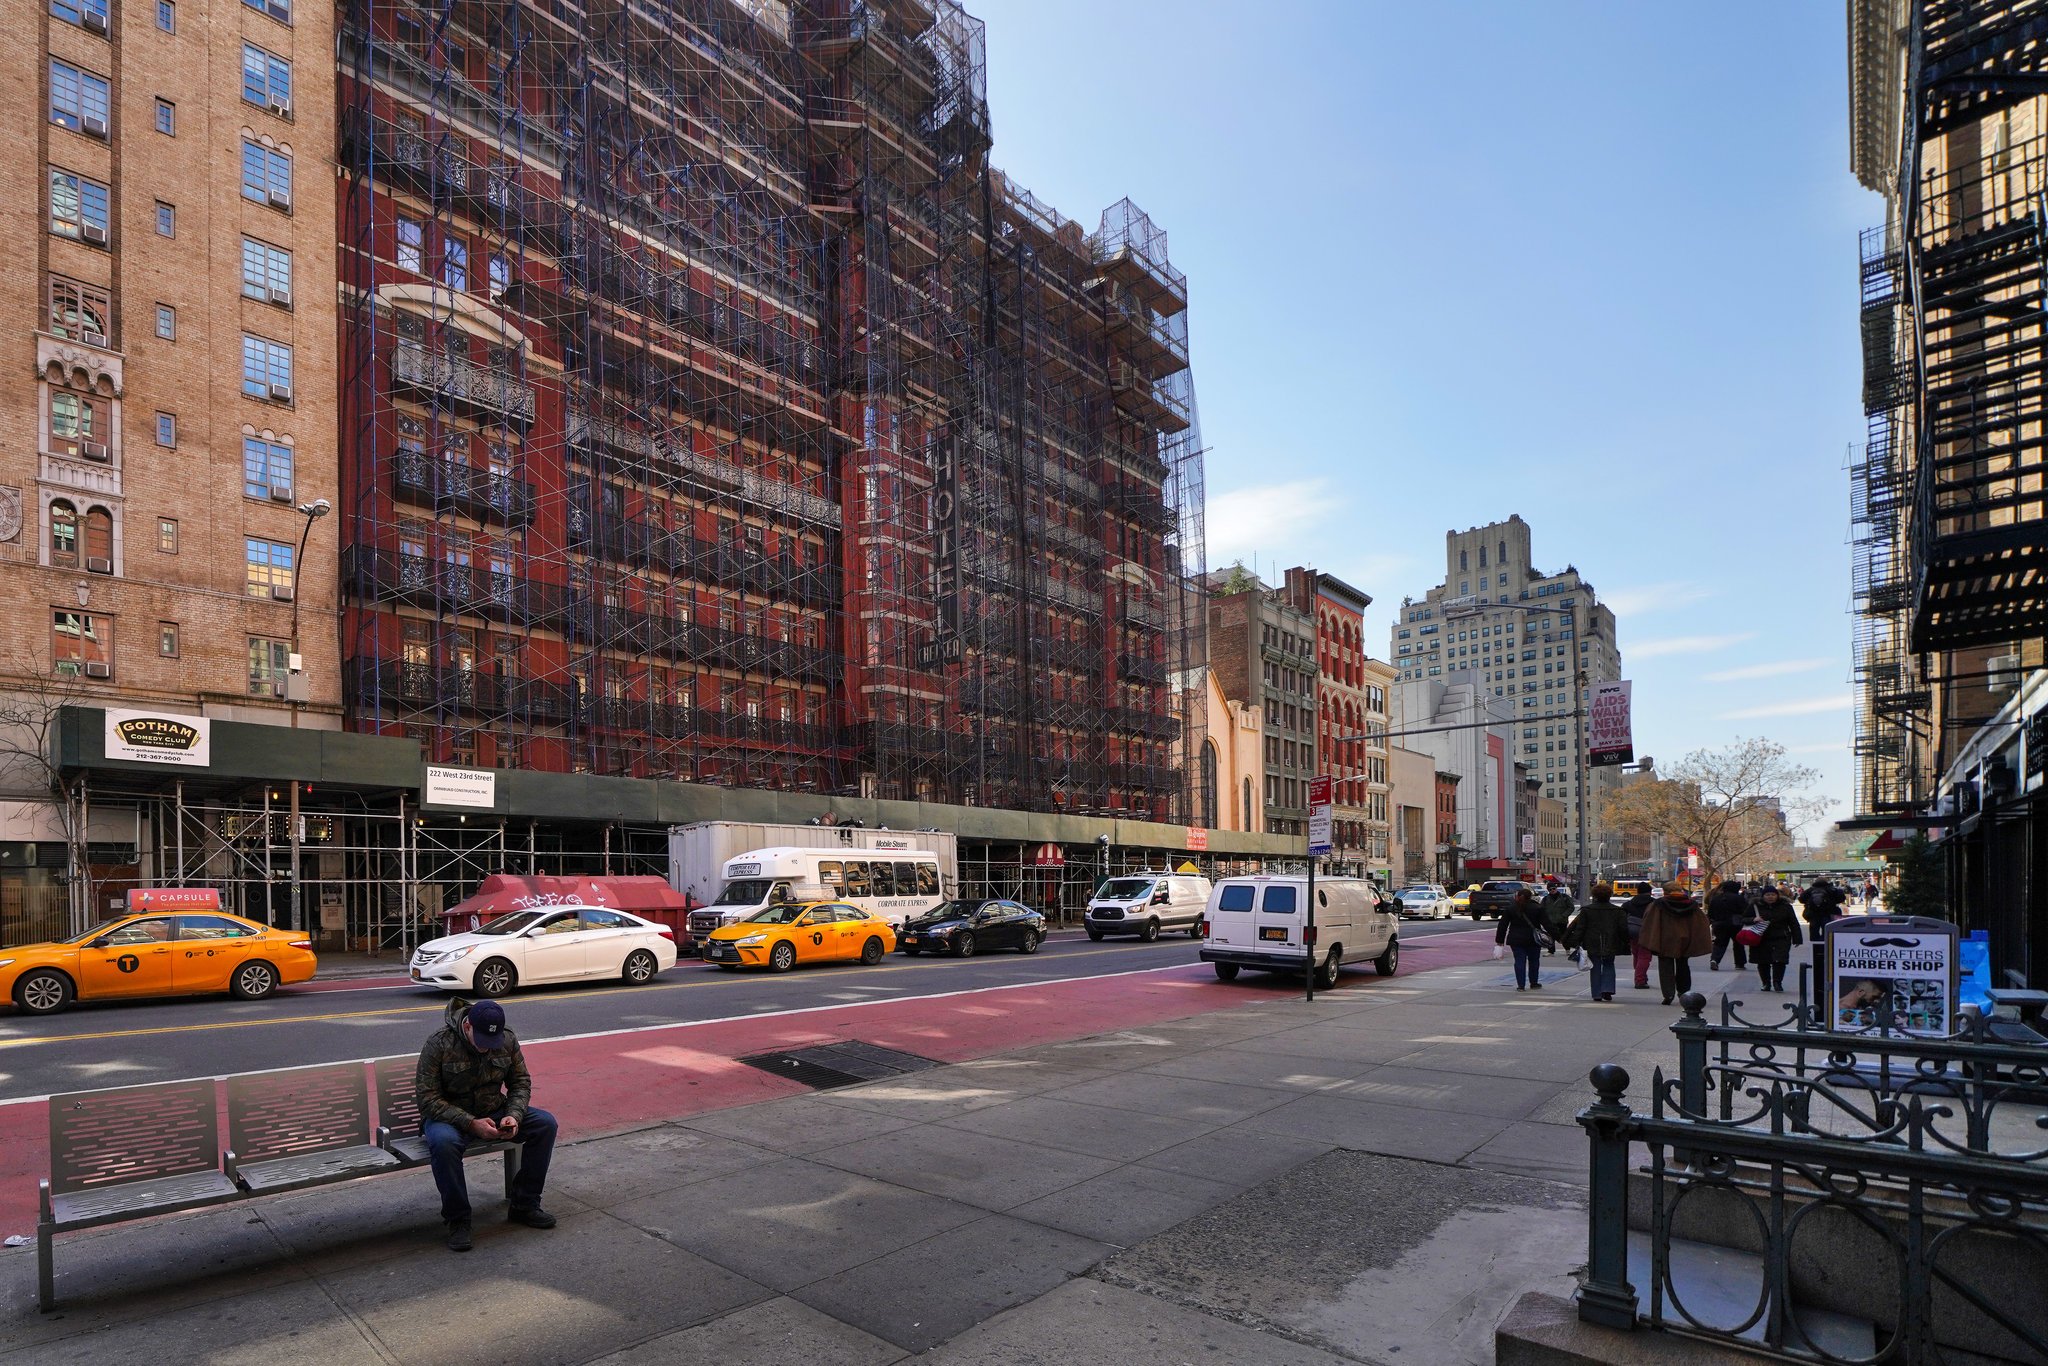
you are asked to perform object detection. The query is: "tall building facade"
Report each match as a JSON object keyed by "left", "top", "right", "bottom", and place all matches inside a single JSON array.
[
  {"left": 1389, "top": 515, "right": 1622, "bottom": 878},
  {"left": 1207, "top": 568, "right": 1316, "bottom": 838},
  {"left": 0, "top": 0, "right": 342, "bottom": 937},
  {"left": 1281, "top": 567, "right": 1389, "bottom": 875},
  {"left": 1387, "top": 744, "right": 1434, "bottom": 883},
  {"left": 1392, "top": 675, "right": 1515, "bottom": 863},
  {"left": 1848, "top": 0, "right": 2048, "bottom": 983}
]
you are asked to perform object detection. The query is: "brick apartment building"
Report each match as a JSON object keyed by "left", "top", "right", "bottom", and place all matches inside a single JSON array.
[
  {"left": 1207, "top": 567, "right": 1316, "bottom": 838},
  {"left": 1282, "top": 566, "right": 1391, "bottom": 878}
]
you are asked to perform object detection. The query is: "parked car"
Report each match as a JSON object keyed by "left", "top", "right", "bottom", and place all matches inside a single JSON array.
[
  {"left": 897, "top": 899, "right": 1046, "bottom": 957},
  {"left": 411, "top": 905, "right": 679, "bottom": 997},
  {"left": 1394, "top": 884, "right": 1451, "bottom": 920},
  {"left": 1446, "top": 886, "right": 1475, "bottom": 915},
  {"left": 1466, "top": 880, "right": 1528, "bottom": 920},
  {"left": 699, "top": 901, "right": 895, "bottom": 971},
  {"left": 3, "top": 910, "right": 317, "bottom": 1016},
  {"left": 1085, "top": 872, "right": 1214, "bottom": 941},
  {"left": 1199, "top": 875, "right": 1399, "bottom": 987}
]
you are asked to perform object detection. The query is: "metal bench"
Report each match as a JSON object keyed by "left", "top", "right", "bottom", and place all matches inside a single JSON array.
[
  {"left": 39, "top": 1078, "right": 242, "bottom": 1311},
  {"left": 372, "top": 1054, "right": 521, "bottom": 1188},
  {"left": 224, "top": 1063, "right": 401, "bottom": 1194}
]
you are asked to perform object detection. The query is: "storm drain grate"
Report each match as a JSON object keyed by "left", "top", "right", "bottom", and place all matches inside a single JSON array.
[{"left": 736, "top": 1041, "right": 944, "bottom": 1091}]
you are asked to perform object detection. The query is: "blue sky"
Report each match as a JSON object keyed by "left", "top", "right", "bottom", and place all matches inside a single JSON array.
[{"left": 970, "top": 0, "right": 1874, "bottom": 833}]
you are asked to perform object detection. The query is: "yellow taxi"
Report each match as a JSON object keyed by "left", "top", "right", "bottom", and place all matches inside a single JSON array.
[
  {"left": 700, "top": 900, "right": 896, "bottom": 972},
  {"left": 1447, "top": 886, "right": 1477, "bottom": 916},
  {"left": 2, "top": 910, "right": 317, "bottom": 1015}
]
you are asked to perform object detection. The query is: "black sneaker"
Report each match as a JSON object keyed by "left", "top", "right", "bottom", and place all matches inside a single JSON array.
[
  {"left": 508, "top": 1206, "right": 557, "bottom": 1229},
  {"left": 446, "top": 1219, "right": 473, "bottom": 1252}
]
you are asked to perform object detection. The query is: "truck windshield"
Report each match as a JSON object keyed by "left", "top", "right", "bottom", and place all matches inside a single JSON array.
[
  {"left": 713, "top": 879, "right": 775, "bottom": 907},
  {"left": 1096, "top": 878, "right": 1155, "bottom": 901}
]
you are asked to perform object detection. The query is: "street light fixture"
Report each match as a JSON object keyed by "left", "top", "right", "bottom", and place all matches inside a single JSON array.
[{"left": 285, "top": 496, "right": 329, "bottom": 936}]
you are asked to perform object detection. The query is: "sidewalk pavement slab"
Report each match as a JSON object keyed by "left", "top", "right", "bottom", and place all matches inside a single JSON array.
[
  {"left": 585, "top": 1297, "right": 905, "bottom": 1366},
  {"left": 921, "top": 1278, "right": 1359, "bottom": 1365}
]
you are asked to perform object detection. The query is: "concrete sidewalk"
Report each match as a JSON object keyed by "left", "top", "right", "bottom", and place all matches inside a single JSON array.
[{"left": 0, "top": 950, "right": 1739, "bottom": 1365}]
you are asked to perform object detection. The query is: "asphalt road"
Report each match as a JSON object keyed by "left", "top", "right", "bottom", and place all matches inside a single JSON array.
[{"left": 0, "top": 919, "right": 1489, "bottom": 1103}]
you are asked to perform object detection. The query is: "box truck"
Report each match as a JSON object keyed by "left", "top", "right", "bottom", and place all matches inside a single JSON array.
[{"left": 666, "top": 821, "right": 958, "bottom": 945}]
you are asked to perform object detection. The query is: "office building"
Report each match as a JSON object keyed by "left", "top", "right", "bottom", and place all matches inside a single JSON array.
[
  {"left": 1281, "top": 566, "right": 1390, "bottom": 875},
  {"left": 1207, "top": 566, "right": 1316, "bottom": 838}
]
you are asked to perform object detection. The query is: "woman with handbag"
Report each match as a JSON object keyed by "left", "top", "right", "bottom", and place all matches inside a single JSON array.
[
  {"left": 1565, "top": 882, "right": 1628, "bottom": 1001},
  {"left": 1750, "top": 885, "right": 1802, "bottom": 992},
  {"left": 1495, "top": 887, "right": 1548, "bottom": 991}
]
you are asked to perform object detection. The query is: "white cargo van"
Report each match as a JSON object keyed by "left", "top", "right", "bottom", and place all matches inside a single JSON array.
[
  {"left": 1199, "top": 875, "right": 1399, "bottom": 988},
  {"left": 1085, "top": 872, "right": 1213, "bottom": 941},
  {"left": 683, "top": 846, "right": 945, "bottom": 945}
]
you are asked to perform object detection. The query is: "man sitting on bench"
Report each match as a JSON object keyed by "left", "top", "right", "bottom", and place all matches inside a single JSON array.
[{"left": 417, "top": 1000, "right": 559, "bottom": 1251}]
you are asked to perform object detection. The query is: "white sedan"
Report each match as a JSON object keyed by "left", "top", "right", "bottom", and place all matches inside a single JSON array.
[
  {"left": 1394, "top": 885, "right": 1453, "bottom": 920},
  {"left": 410, "top": 905, "right": 679, "bottom": 997}
]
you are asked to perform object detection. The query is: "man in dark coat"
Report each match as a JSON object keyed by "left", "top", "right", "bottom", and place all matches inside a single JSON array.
[
  {"left": 1799, "top": 877, "right": 1844, "bottom": 939},
  {"left": 418, "top": 999, "right": 560, "bottom": 1251},
  {"left": 1706, "top": 880, "right": 1751, "bottom": 972},
  {"left": 1751, "top": 885, "right": 1803, "bottom": 992},
  {"left": 1621, "top": 885, "right": 1655, "bottom": 990},
  {"left": 1565, "top": 883, "right": 1628, "bottom": 1001},
  {"left": 1539, "top": 881, "right": 1575, "bottom": 956},
  {"left": 1640, "top": 887, "right": 1713, "bottom": 1005}
]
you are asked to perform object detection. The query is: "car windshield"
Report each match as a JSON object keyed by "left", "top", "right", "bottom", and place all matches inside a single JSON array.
[
  {"left": 713, "top": 878, "right": 776, "bottom": 907},
  {"left": 1097, "top": 878, "right": 1154, "bottom": 900},
  {"left": 65, "top": 919, "right": 133, "bottom": 944},
  {"left": 741, "top": 903, "right": 810, "bottom": 925},
  {"left": 474, "top": 911, "right": 548, "bottom": 936},
  {"left": 916, "top": 900, "right": 979, "bottom": 920}
]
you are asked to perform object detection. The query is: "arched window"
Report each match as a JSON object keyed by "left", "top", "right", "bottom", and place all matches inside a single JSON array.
[
  {"left": 1479, "top": 545, "right": 1488, "bottom": 568},
  {"left": 83, "top": 507, "right": 113, "bottom": 570},
  {"left": 1499, "top": 539, "right": 1508, "bottom": 564},
  {"left": 50, "top": 500, "right": 78, "bottom": 567},
  {"left": 1199, "top": 740, "right": 1219, "bottom": 830},
  {"left": 1459, "top": 549, "right": 1468, "bottom": 572},
  {"left": 1241, "top": 777, "right": 1253, "bottom": 831}
]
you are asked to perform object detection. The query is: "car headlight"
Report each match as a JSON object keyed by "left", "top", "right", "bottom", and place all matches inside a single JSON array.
[
  {"left": 443, "top": 945, "right": 481, "bottom": 961},
  {"left": 735, "top": 934, "right": 767, "bottom": 946}
]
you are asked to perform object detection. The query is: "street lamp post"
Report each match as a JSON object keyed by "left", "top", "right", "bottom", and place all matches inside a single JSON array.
[{"left": 286, "top": 497, "right": 330, "bottom": 933}]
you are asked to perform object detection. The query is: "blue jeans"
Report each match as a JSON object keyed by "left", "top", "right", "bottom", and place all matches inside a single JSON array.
[
  {"left": 1511, "top": 943, "right": 1541, "bottom": 987},
  {"left": 423, "top": 1106, "right": 557, "bottom": 1222},
  {"left": 1588, "top": 955, "right": 1616, "bottom": 998}
]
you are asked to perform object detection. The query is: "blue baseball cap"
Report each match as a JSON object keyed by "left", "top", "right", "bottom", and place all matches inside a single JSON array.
[{"left": 466, "top": 1000, "right": 508, "bottom": 1050}]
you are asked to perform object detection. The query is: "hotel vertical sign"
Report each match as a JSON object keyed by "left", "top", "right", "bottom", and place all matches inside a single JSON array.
[{"left": 917, "top": 430, "right": 964, "bottom": 669}]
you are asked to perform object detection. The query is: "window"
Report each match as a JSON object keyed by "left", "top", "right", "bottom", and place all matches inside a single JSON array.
[
  {"left": 440, "top": 236, "right": 468, "bottom": 290},
  {"left": 245, "top": 537, "right": 294, "bottom": 596},
  {"left": 82, "top": 507, "right": 111, "bottom": 571},
  {"left": 153, "top": 98, "right": 176, "bottom": 135},
  {"left": 241, "top": 43, "right": 291, "bottom": 110},
  {"left": 157, "top": 517, "right": 179, "bottom": 553},
  {"left": 156, "top": 0, "right": 174, "bottom": 29},
  {"left": 50, "top": 169, "right": 110, "bottom": 242},
  {"left": 53, "top": 611, "right": 112, "bottom": 677},
  {"left": 396, "top": 217, "right": 425, "bottom": 272},
  {"left": 50, "top": 390, "right": 105, "bottom": 459},
  {"left": 52, "top": 0, "right": 110, "bottom": 29},
  {"left": 50, "top": 500, "right": 79, "bottom": 567},
  {"left": 248, "top": 636, "right": 290, "bottom": 694},
  {"left": 240, "top": 141, "right": 291, "bottom": 208},
  {"left": 155, "top": 304, "right": 176, "bottom": 340},
  {"left": 50, "top": 61, "right": 111, "bottom": 135},
  {"left": 155, "top": 201, "right": 176, "bottom": 236},
  {"left": 48, "top": 277, "right": 110, "bottom": 342},
  {"left": 159, "top": 622, "right": 180, "bottom": 657},
  {"left": 243, "top": 436, "right": 293, "bottom": 499},
  {"left": 155, "top": 412, "right": 176, "bottom": 447},
  {"left": 241, "top": 334, "right": 293, "bottom": 400},
  {"left": 242, "top": 0, "right": 289, "bottom": 24},
  {"left": 488, "top": 253, "right": 511, "bottom": 297},
  {"left": 179, "top": 915, "right": 259, "bottom": 941},
  {"left": 241, "top": 237, "right": 292, "bottom": 303}
]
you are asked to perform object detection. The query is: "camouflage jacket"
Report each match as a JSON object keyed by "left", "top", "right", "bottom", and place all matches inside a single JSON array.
[{"left": 415, "top": 1023, "right": 532, "bottom": 1128}]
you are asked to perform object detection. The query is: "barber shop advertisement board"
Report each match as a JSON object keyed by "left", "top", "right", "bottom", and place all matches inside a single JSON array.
[{"left": 1825, "top": 915, "right": 1958, "bottom": 1038}]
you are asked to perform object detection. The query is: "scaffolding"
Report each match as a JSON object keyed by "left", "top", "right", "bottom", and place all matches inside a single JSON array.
[{"left": 336, "top": 0, "right": 1207, "bottom": 828}]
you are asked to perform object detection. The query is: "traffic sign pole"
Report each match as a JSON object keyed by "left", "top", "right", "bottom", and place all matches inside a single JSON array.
[{"left": 1306, "top": 775, "right": 1333, "bottom": 1003}]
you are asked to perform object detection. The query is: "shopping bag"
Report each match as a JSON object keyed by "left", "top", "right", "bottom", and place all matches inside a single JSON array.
[
  {"left": 1735, "top": 923, "right": 1765, "bottom": 948},
  {"left": 1492, "top": 945, "right": 1504, "bottom": 960}
]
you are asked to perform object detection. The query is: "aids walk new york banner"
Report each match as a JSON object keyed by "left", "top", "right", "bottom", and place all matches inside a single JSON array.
[{"left": 1588, "top": 681, "right": 1634, "bottom": 767}]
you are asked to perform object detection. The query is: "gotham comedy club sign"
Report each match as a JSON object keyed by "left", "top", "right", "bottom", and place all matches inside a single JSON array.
[{"left": 104, "top": 709, "right": 211, "bottom": 767}]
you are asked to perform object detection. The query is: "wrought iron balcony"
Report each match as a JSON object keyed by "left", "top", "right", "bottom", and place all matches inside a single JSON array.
[{"left": 392, "top": 341, "right": 537, "bottom": 424}]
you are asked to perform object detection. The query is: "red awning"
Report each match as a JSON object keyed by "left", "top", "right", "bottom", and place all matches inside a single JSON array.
[{"left": 444, "top": 875, "right": 688, "bottom": 928}]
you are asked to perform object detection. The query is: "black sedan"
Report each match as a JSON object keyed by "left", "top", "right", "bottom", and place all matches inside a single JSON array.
[{"left": 897, "top": 899, "right": 1045, "bottom": 957}]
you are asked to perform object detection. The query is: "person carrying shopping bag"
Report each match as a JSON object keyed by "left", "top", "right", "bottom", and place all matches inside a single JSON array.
[
  {"left": 1564, "top": 882, "right": 1628, "bottom": 1002},
  {"left": 1749, "top": 885, "right": 1803, "bottom": 992}
]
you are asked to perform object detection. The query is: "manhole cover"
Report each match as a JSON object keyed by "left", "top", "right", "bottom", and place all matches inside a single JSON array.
[{"left": 737, "top": 1041, "right": 943, "bottom": 1090}]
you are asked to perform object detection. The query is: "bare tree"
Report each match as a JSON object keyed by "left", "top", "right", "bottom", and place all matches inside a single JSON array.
[
  {"left": 1601, "top": 738, "right": 1826, "bottom": 889},
  {"left": 0, "top": 658, "right": 102, "bottom": 937}
]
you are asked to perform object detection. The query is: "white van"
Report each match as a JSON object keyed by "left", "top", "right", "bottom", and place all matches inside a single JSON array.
[
  {"left": 684, "top": 846, "right": 945, "bottom": 943},
  {"left": 1086, "top": 872, "right": 1213, "bottom": 941},
  {"left": 1199, "top": 875, "right": 1399, "bottom": 988}
]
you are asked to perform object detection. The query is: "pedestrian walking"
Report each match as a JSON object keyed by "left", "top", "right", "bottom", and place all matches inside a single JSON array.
[
  {"left": 1799, "top": 877, "right": 1843, "bottom": 938},
  {"left": 416, "top": 999, "right": 560, "bottom": 1252},
  {"left": 1495, "top": 888, "right": 1548, "bottom": 991},
  {"left": 1639, "top": 885, "right": 1712, "bottom": 1005},
  {"left": 1622, "top": 883, "right": 1655, "bottom": 990},
  {"left": 1540, "top": 880, "right": 1575, "bottom": 957},
  {"left": 1706, "top": 880, "right": 1751, "bottom": 972},
  {"left": 1752, "top": 885, "right": 1802, "bottom": 992},
  {"left": 1565, "top": 882, "right": 1628, "bottom": 1001},
  {"left": 1861, "top": 879, "right": 1878, "bottom": 910}
]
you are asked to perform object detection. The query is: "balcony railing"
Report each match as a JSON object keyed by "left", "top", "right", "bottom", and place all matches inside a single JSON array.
[
  {"left": 568, "top": 412, "right": 841, "bottom": 530},
  {"left": 392, "top": 449, "right": 536, "bottom": 527},
  {"left": 346, "top": 546, "right": 575, "bottom": 628},
  {"left": 392, "top": 342, "right": 536, "bottom": 424}
]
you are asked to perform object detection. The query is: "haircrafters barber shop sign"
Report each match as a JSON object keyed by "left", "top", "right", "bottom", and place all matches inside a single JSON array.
[
  {"left": 1826, "top": 916, "right": 1958, "bottom": 1038},
  {"left": 104, "top": 708, "right": 211, "bottom": 767}
]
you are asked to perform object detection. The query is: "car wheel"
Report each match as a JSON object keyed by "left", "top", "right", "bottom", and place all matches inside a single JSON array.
[
  {"left": 954, "top": 931, "right": 976, "bottom": 959},
  {"left": 14, "top": 969, "right": 73, "bottom": 1016},
  {"left": 861, "top": 936, "right": 885, "bottom": 965},
  {"left": 1214, "top": 962, "right": 1240, "bottom": 982},
  {"left": 231, "top": 960, "right": 279, "bottom": 1001},
  {"left": 1374, "top": 938, "right": 1400, "bottom": 977},
  {"left": 1019, "top": 930, "right": 1042, "bottom": 954},
  {"left": 1316, "top": 948, "right": 1342, "bottom": 991},
  {"left": 622, "top": 949, "right": 659, "bottom": 985},
  {"left": 769, "top": 941, "right": 797, "bottom": 973},
  {"left": 1140, "top": 918, "right": 1160, "bottom": 943},
  {"left": 474, "top": 957, "right": 517, "bottom": 997},
  {"left": 1086, "top": 928, "right": 1104, "bottom": 942},
  {"left": 1189, "top": 923, "right": 1204, "bottom": 938}
]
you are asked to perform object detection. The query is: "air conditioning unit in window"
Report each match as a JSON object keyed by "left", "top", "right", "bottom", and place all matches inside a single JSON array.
[
  {"left": 1988, "top": 653, "right": 2021, "bottom": 693},
  {"left": 268, "top": 285, "right": 293, "bottom": 307},
  {"left": 271, "top": 584, "right": 295, "bottom": 602},
  {"left": 80, "top": 440, "right": 110, "bottom": 463},
  {"left": 81, "top": 223, "right": 108, "bottom": 246},
  {"left": 267, "top": 95, "right": 290, "bottom": 117},
  {"left": 81, "top": 330, "right": 107, "bottom": 349},
  {"left": 86, "top": 556, "right": 112, "bottom": 574},
  {"left": 268, "top": 382, "right": 293, "bottom": 403},
  {"left": 267, "top": 188, "right": 291, "bottom": 211},
  {"left": 82, "top": 10, "right": 108, "bottom": 32},
  {"left": 82, "top": 115, "right": 109, "bottom": 139},
  {"left": 83, "top": 660, "right": 111, "bottom": 678},
  {"left": 269, "top": 485, "right": 293, "bottom": 502}
]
